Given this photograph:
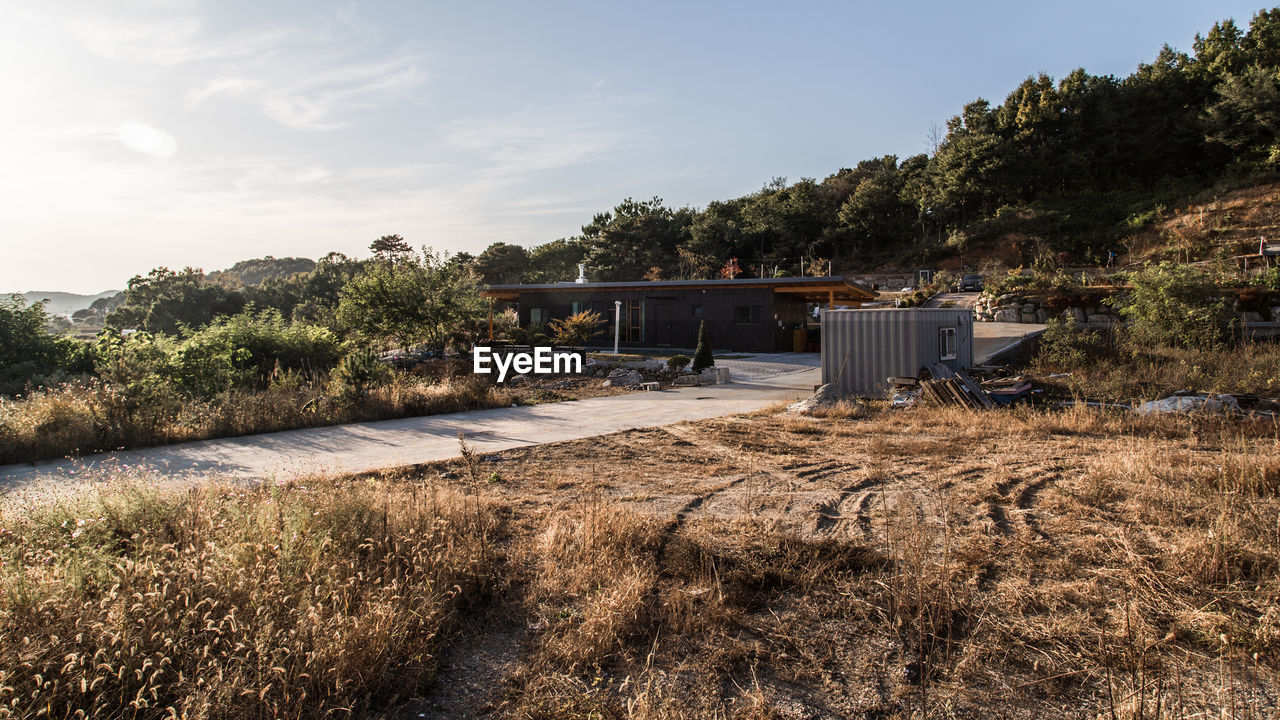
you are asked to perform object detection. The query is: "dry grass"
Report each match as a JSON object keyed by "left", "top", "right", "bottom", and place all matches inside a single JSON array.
[
  {"left": 1033, "top": 341, "right": 1280, "bottom": 401},
  {"left": 4, "top": 405, "right": 1279, "bottom": 719},
  {"left": 0, "top": 375, "right": 516, "bottom": 466},
  {"left": 1126, "top": 179, "right": 1280, "bottom": 263},
  {"left": 0, "top": 469, "right": 504, "bottom": 719},
  {"left": 404, "top": 405, "right": 1280, "bottom": 719}
]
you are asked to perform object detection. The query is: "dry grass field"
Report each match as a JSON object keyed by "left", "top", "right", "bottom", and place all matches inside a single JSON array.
[{"left": 3, "top": 404, "right": 1278, "bottom": 719}]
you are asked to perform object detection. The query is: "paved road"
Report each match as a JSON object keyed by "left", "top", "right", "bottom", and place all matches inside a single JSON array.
[{"left": 0, "top": 362, "right": 819, "bottom": 495}]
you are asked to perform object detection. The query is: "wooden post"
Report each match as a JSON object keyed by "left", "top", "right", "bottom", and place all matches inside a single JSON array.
[{"left": 828, "top": 289, "right": 834, "bottom": 310}]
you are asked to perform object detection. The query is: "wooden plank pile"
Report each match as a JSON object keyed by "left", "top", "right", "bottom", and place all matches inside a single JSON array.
[{"left": 917, "top": 364, "right": 995, "bottom": 409}]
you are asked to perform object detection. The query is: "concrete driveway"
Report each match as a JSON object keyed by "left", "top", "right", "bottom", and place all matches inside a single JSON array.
[
  {"left": 974, "top": 321, "right": 1045, "bottom": 363},
  {"left": 0, "top": 361, "right": 819, "bottom": 495}
]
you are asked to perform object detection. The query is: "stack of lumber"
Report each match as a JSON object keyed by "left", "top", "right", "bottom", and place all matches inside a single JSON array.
[{"left": 918, "top": 364, "right": 995, "bottom": 409}]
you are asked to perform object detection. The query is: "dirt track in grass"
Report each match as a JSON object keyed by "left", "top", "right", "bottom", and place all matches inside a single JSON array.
[{"left": 391, "top": 405, "right": 1280, "bottom": 719}]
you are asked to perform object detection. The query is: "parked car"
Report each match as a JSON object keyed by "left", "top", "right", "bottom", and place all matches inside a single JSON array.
[{"left": 954, "top": 273, "right": 984, "bottom": 292}]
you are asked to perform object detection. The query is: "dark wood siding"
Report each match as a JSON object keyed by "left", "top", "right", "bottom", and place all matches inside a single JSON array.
[{"left": 513, "top": 286, "right": 792, "bottom": 352}]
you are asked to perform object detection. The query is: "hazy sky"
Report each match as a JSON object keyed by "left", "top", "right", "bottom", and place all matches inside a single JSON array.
[{"left": 0, "top": 0, "right": 1270, "bottom": 293}]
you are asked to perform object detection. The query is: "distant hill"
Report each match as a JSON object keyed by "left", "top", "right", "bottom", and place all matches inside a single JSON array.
[
  {"left": 12, "top": 290, "right": 120, "bottom": 317},
  {"left": 206, "top": 257, "right": 315, "bottom": 288}
]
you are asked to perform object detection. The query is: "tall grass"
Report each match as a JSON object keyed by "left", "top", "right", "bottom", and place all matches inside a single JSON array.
[
  {"left": 1032, "top": 331, "right": 1280, "bottom": 401},
  {"left": 0, "top": 375, "right": 513, "bottom": 466},
  {"left": 0, "top": 472, "right": 503, "bottom": 718}
]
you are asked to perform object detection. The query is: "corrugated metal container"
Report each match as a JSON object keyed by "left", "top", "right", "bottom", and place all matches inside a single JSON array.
[{"left": 821, "top": 308, "right": 974, "bottom": 397}]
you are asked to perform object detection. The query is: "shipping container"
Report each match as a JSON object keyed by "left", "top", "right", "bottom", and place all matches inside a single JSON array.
[{"left": 821, "top": 308, "right": 974, "bottom": 397}]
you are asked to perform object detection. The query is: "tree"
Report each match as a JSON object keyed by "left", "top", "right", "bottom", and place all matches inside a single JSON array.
[
  {"left": 837, "top": 156, "right": 915, "bottom": 257},
  {"left": 548, "top": 310, "right": 605, "bottom": 346},
  {"left": 1205, "top": 65, "right": 1280, "bottom": 167},
  {"left": 581, "top": 198, "right": 691, "bottom": 280},
  {"left": 369, "top": 234, "right": 413, "bottom": 259},
  {"left": 719, "top": 258, "right": 742, "bottom": 279},
  {"left": 526, "top": 238, "right": 588, "bottom": 283},
  {"left": 687, "top": 199, "right": 754, "bottom": 276},
  {"left": 691, "top": 321, "right": 714, "bottom": 372},
  {"left": 740, "top": 178, "right": 835, "bottom": 266},
  {"left": 474, "top": 242, "right": 531, "bottom": 285},
  {"left": 336, "top": 248, "right": 485, "bottom": 349},
  {"left": 0, "top": 295, "right": 90, "bottom": 391},
  {"left": 205, "top": 256, "right": 316, "bottom": 289},
  {"left": 107, "top": 267, "right": 244, "bottom": 335}
]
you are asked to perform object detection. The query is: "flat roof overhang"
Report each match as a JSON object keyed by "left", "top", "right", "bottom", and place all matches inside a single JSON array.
[{"left": 481, "top": 276, "right": 876, "bottom": 304}]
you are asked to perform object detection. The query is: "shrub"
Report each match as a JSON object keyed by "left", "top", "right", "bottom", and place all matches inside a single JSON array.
[
  {"left": 330, "top": 348, "right": 392, "bottom": 402},
  {"left": 666, "top": 354, "right": 691, "bottom": 372},
  {"left": 691, "top": 321, "right": 714, "bottom": 372},
  {"left": 1246, "top": 265, "right": 1280, "bottom": 291},
  {"left": 1108, "top": 262, "right": 1234, "bottom": 349},
  {"left": 548, "top": 310, "right": 605, "bottom": 346},
  {"left": 0, "top": 295, "right": 91, "bottom": 394},
  {"left": 174, "top": 310, "right": 338, "bottom": 395},
  {"left": 1036, "top": 317, "right": 1101, "bottom": 370}
]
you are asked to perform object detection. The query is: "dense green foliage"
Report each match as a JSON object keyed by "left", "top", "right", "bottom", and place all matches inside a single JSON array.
[
  {"left": 171, "top": 311, "right": 339, "bottom": 396},
  {"left": 5, "top": 237, "right": 481, "bottom": 402},
  {"left": 330, "top": 348, "right": 392, "bottom": 401},
  {"left": 336, "top": 248, "right": 485, "bottom": 349},
  {"left": 107, "top": 267, "right": 246, "bottom": 335},
  {"left": 0, "top": 295, "right": 91, "bottom": 392},
  {"left": 457, "top": 8, "right": 1280, "bottom": 282},
  {"left": 1108, "top": 263, "right": 1236, "bottom": 349},
  {"left": 205, "top": 256, "right": 316, "bottom": 289}
]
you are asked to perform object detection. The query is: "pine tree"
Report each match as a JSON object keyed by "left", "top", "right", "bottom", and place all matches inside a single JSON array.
[{"left": 691, "top": 321, "right": 714, "bottom": 372}]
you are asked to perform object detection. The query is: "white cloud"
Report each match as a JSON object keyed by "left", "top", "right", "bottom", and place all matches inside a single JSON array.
[
  {"left": 184, "top": 76, "right": 256, "bottom": 108},
  {"left": 116, "top": 122, "right": 177, "bottom": 157},
  {"left": 65, "top": 6, "right": 428, "bottom": 131},
  {"left": 251, "top": 55, "right": 427, "bottom": 130}
]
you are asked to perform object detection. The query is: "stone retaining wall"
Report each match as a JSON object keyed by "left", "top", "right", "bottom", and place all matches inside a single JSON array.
[
  {"left": 974, "top": 290, "right": 1280, "bottom": 325},
  {"left": 973, "top": 293, "right": 1121, "bottom": 325}
]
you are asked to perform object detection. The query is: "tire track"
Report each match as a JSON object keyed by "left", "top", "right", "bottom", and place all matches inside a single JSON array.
[{"left": 811, "top": 475, "right": 883, "bottom": 537}]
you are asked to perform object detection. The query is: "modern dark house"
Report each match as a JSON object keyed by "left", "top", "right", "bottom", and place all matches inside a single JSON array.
[{"left": 481, "top": 276, "right": 876, "bottom": 352}]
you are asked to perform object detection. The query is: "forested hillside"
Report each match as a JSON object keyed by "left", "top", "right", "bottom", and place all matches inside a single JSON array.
[
  {"left": 461, "top": 7, "right": 1280, "bottom": 284},
  {"left": 205, "top": 256, "right": 316, "bottom": 289}
]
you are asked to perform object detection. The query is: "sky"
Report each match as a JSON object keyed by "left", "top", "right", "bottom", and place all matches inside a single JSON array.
[{"left": 0, "top": 0, "right": 1272, "bottom": 293}]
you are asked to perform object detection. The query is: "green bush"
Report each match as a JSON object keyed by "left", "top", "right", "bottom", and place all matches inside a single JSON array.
[
  {"left": 1246, "top": 266, "right": 1280, "bottom": 292},
  {"left": 330, "top": 348, "right": 392, "bottom": 402},
  {"left": 691, "top": 322, "right": 714, "bottom": 372},
  {"left": 667, "top": 354, "right": 691, "bottom": 372},
  {"left": 0, "top": 295, "right": 92, "bottom": 394},
  {"left": 1036, "top": 317, "right": 1101, "bottom": 370},
  {"left": 1108, "top": 262, "right": 1234, "bottom": 350},
  {"left": 174, "top": 310, "right": 339, "bottom": 396}
]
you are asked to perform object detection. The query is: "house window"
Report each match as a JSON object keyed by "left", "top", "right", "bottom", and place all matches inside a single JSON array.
[
  {"left": 733, "top": 305, "right": 760, "bottom": 324},
  {"left": 530, "top": 308, "right": 548, "bottom": 327},
  {"left": 691, "top": 304, "right": 703, "bottom": 318},
  {"left": 622, "top": 299, "right": 644, "bottom": 342},
  {"left": 571, "top": 301, "right": 581, "bottom": 315},
  {"left": 939, "top": 327, "right": 957, "bottom": 361}
]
